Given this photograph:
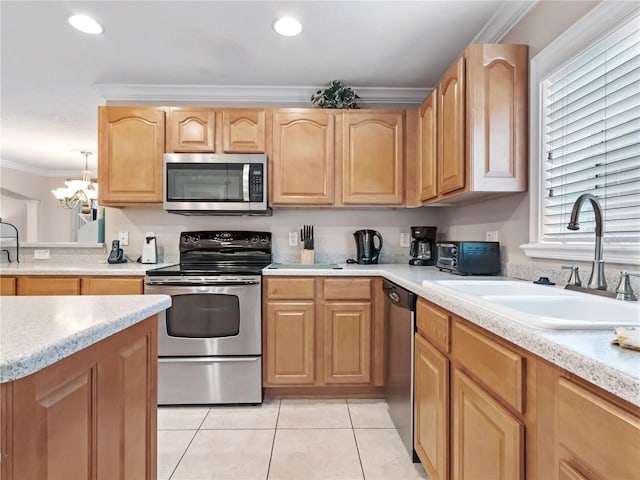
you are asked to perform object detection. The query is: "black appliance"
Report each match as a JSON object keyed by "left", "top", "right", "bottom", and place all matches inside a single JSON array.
[
  {"left": 409, "top": 226, "right": 437, "bottom": 266},
  {"left": 353, "top": 229, "right": 383, "bottom": 264},
  {"left": 436, "top": 241, "right": 501, "bottom": 275},
  {"left": 145, "top": 231, "right": 272, "bottom": 405}
]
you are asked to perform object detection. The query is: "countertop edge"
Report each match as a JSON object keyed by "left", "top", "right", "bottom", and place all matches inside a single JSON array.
[{"left": 0, "top": 295, "right": 171, "bottom": 383}]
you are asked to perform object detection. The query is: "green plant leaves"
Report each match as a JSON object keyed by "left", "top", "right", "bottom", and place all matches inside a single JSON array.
[{"left": 310, "top": 80, "right": 359, "bottom": 109}]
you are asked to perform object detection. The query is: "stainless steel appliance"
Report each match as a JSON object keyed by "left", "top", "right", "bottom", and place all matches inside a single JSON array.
[
  {"left": 163, "top": 153, "right": 269, "bottom": 215},
  {"left": 383, "top": 279, "right": 419, "bottom": 462},
  {"left": 409, "top": 226, "right": 437, "bottom": 266},
  {"left": 145, "top": 230, "right": 272, "bottom": 405},
  {"left": 353, "top": 229, "right": 383, "bottom": 264},
  {"left": 436, "top": 240, "right": 501, "bottom": 275}
]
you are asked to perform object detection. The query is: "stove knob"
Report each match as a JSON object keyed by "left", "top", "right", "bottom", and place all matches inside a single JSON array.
[
  {"left": 250, "top": 236, "right": 259, "bottom": 243},
  {"left": 183, "top": 235, "right": 191, "bottom": 243},
  {"left": 192, "top": 234, "right": 200, "bottom": 243},
  {"left": 260, "top": 235, "right": 269, "bottom": 244}
]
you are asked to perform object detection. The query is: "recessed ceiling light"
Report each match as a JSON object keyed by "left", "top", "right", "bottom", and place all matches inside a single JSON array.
[
  {"left": 68, "top": 15, "right": 103, "bottom": 34},
  {"left": 274, "top": 17, "right": 302, "bottom": 37}
]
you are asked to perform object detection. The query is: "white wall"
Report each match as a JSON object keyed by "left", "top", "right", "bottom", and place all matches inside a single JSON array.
[
  {"left": 0, "top": 166, "right": 75, "bottom": 242},
  {"left": 437, "top": 1, "right": 601, "bottom": 269},
  {"left": 105, "top": 206, "right": 444, "bottom": 263}
]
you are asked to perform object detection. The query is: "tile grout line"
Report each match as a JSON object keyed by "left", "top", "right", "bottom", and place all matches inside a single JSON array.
[
  {"left": 265, "top": 399, "right": 282, "bottom": 480},
  {"left": 346, "top": 399, "right": 367, "bottom": 480},
  {"left": 166, "top": 407, "right": 210, "bottom": 480}
]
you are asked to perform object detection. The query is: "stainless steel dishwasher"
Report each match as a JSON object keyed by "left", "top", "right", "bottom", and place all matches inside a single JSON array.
[{"left": 383, "top": 278, "right": 418, "bottom": 462}]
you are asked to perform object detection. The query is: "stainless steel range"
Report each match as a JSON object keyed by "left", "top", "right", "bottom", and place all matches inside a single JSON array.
[{"left": 145, "top": 230, "right": 271, "bottom": 405}]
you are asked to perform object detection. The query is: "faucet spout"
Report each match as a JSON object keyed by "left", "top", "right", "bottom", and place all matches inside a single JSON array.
[{"left": 567, "top": 193, "right": 606, "bottom": 290}]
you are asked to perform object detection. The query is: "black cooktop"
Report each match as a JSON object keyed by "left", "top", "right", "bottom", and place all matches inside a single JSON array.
[{"left": 146, "top": 230, "right": 272, "bottom": 277}]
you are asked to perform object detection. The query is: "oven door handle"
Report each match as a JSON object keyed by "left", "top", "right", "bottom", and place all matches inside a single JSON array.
[
  {"left": 145, "top": 280, "right": 260, "bottom": 287},
  {"left": 159, "top": 357, "right": 260, "bottom": 363}
]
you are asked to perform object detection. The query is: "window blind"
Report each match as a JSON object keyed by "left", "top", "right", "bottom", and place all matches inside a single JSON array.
[{"left": 542, "top": 17, "right": 640, "bottom": 243}]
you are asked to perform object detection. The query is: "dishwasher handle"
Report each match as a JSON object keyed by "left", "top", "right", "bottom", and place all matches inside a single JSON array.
[{"left": 382, "top": 279, "right": 417, "bottom": 310}]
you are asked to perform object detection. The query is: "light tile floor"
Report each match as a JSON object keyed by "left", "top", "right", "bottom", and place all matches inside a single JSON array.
[{"left": 158, "top": 398, "right": 428, "bottom": 480}]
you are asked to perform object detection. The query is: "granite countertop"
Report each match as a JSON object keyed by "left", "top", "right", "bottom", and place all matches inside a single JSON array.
[
  {"left": 0, "top": 294, "right": 171, "bottom": 383},
  {"left": 263, "top": 263, "right": 640, "bottom": 407},
  {"left": 0, "top": 262, "right": 174, "bottom": 276}
]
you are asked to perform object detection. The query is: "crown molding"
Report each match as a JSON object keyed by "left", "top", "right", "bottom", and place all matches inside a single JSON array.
[
  {"left": 94, "top": 84, "right": 431, "bottom": 107},
  {"left": 0, "top": 159, "right": 80, "bottom": 177},
  {"left": 472, "top": 0, "right": 537, "bottom": 43}
]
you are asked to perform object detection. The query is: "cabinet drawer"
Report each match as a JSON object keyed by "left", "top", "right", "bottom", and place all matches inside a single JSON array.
[
  {"left": 266, "top": 278, "right": 315, "bottom": 299},
  {"left": 17, "top": 277, "right": 81, "bottom": 296},
  {"left": 556, "top": 376, "right": 640, "bottom": 479},
  {"left": 323, "top": 278, "right": 372, "bottom": 300},
  {"left": 1, "top": 276, "right": 16, "bottom": 296},
  {"left": 452, "top": 321, "right": 525, "bottom": 413},
  {"left": 81, "top": 277, "right": 144, "bottom": 295},
  {"left": 416, "top": 298, "right": 450, "bottom": 353}
]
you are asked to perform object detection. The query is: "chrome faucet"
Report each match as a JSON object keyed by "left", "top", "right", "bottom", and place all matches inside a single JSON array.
[{"left": 567, "top": 193, "right": 607, "bottom": 290}]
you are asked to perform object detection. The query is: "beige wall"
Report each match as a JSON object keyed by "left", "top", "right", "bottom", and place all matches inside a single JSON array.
[
  {"left": 0, "top": 166, "right": 75, "bottom": 242},
  {"left": 437, "top": 0, "right": 601, "bottom": 270}
]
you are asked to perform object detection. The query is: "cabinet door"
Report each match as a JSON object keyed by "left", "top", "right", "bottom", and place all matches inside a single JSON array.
[
  {"left": 271, "top": 110, "right": 335, "bottom": 205},
  {"left": 555, "top": 376, "right": 640, "bottom": 480},
  {"left": 466, "top": 44, "right": 528, "bottom": 192},
  {"left": 323, "top": 301, "right": 372, "bottom": 384},
  {"left": 414, "top": 333, "right": 449, "bottom": 480},
  {"left": 342, "top": 112, "right": 404, "bottom": 205},
  {"left": 81, "top": 277, "right": 143, "bottom": 295},
  {"left": 98, "top": 107, "right": 165, "bottom": 204},
  {"left": 437, "top": 57, "right": 466, "bottom": 195},
  {"left": 452, "top": 368, "right": 524, "bottom": 480},
  {"left": 418, "top": 90, "right": 438, "bottom": 202},
  {"left": 265, "top": 301, "right": 315, "bottom": 385},
  {"left": 0, "top": 277, "right": 16, "bottom": 295},
  {"left": 17, "top": 276, "right": 80, "bottom": 295},
  {"left": 166, "top": 108, "right": 216, "bottom": 152},
  {"left": 223, "top": 109, "right": 266, "bottom": 152}
]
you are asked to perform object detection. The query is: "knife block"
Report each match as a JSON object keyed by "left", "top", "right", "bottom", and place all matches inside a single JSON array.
[{"left": 300, "top": 248, "right": 315, "bottom": 265}]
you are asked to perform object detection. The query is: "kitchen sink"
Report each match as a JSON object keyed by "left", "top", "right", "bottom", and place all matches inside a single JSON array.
[{"left": 429, "top": 280, "right": 640, "bottom": 330}]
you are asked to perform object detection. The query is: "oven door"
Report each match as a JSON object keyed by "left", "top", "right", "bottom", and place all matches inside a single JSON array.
[{"left": 145, "top": 277, "right": 262, "bottom": 356}]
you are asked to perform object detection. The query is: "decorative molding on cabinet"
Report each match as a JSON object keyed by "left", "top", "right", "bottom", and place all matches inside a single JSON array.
[
  {"left": 94, "top": 84, "right": 431, "bottom": 107},
  {"left": 472, "top": 0, "right": 536, "bottom": 43}
]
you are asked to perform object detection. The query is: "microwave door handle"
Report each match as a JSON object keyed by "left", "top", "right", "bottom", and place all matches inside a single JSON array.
[{"left": 242, "top": 164, "right": 250, "bottom": 202}]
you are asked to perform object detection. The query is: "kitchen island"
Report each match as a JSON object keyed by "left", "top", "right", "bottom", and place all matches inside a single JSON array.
[{"left": 0, "top": 294, "right": 171, "bottom": 480}]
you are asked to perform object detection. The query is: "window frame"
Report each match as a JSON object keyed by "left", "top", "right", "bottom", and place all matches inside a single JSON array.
[{"left": 521, "top": 1, "right": 640, "bottom": 265}]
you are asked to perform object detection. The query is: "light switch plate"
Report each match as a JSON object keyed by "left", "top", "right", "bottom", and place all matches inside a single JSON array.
[
  {"left": 486, "top": 230, "right": 499, "bottom": 242},
  {"left": 288, "top": 231, "right": 298, "bottom": 247},
  {"left": 400, "top": 232, "right": 411, "bottom": 248},
  {"left": 34, "top": 249, "right": 50, "bottom": 260},
  {"left": 118, "top": 231, "right": 129, "bottom": 246}
]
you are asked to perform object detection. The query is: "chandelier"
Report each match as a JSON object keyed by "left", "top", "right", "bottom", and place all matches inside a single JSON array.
[{"left": 51, "top": 151, "right": 98, "bottom": 209}]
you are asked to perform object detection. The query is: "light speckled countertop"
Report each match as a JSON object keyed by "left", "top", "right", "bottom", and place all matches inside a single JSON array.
[
  {"left": 0, "top": 294, "right": 171, "bottom": 382},
  {"left": 264, "top": 263, "right": 640, "bottom": 407},
  {"left": 0, "top": 262, "right": 173, "bottom": 276}
]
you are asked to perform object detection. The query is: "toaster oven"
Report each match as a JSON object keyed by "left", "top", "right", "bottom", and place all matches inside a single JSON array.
[{"left": 436, "top": 241, "right": 501, "bottom": 275}]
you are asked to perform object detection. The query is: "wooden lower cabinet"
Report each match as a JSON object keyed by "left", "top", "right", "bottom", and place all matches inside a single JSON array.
[
  {"left": 0, "top": 316, "right": 157, "bottom": 480},
  {"left": 263, "top": 276, "right": 382, "bottom": 396},
  {"left": 1, "top": 275, "right": 144, "bottom": 296},
  {"left": 265, "top": 301, "right": 315, "bottom": 385},
  {"left": 414, "top": 332, "right": 449, "bottom": 480},
  {"left": 452, "top": 368, "right": 524, "bottom": 480}
]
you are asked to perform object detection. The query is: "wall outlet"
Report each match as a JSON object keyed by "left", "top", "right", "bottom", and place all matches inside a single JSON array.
[
  {"left": 486, "top": 230, "right": 499, "bottom": 242},
  {"left": 400, "top": 232, "right": 411, "bottom": 248},
  {"left": 34, "top": 249, "right": 50, "bottom": 260},
  {"left": 118, "top": 231, "right": 129, "bottom": 246},
  {"left": 288, "top": 231, "right": 298, "bottom": 247}
]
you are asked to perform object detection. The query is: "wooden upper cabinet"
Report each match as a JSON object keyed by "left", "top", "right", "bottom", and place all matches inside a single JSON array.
[
  {"left": 342, "top": 111, "right": 404, "bottom": 205},
  {"left": 466, "top": 44, "right": 528, "bottom": 193},
  {"left": 418, "top": 90, "right": 438, "bottom": 203},
  {"left": 271, "top": 110, "right": 335, "bottom": 205},
  {"left": 223, "top": 109, "right": 266, "bottom": 153},
  {"left": 98, "top": 107, "right": 165, "bottom": 205},
  {"left": 437, "top": 57, "right": 466, "bottom": 196},
  {"left": 166, "top": 108, "right": 216, "bottom": 152}
]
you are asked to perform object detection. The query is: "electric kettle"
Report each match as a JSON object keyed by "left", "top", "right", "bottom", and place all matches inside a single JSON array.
[
  {"left": 141, "top": 232, "right": 158, "bottom": 264},
  {"left": 353, "top": 229, "right": 383, "bottom": 264}
]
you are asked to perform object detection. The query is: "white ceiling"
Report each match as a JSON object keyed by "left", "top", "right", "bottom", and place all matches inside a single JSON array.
[{"left": 0, "top": 0, "right": 532, "bottom": 175}]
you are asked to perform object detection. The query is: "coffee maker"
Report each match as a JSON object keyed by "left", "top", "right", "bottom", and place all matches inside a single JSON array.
[
  {"left": 409, "top": 226, "right": 437, "bottom": 266},
  {"left": 353, "top": 229, "right": 383, "bottom": 264}
]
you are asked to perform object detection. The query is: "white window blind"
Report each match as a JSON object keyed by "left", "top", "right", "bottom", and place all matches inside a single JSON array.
[{"left": 542, "top": 17, "right": 640, "bottom": 243}]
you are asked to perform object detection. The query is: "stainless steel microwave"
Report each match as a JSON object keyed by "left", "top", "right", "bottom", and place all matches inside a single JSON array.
[{"left": 163, "top": 153, "right": 268, "bottom": 215}]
